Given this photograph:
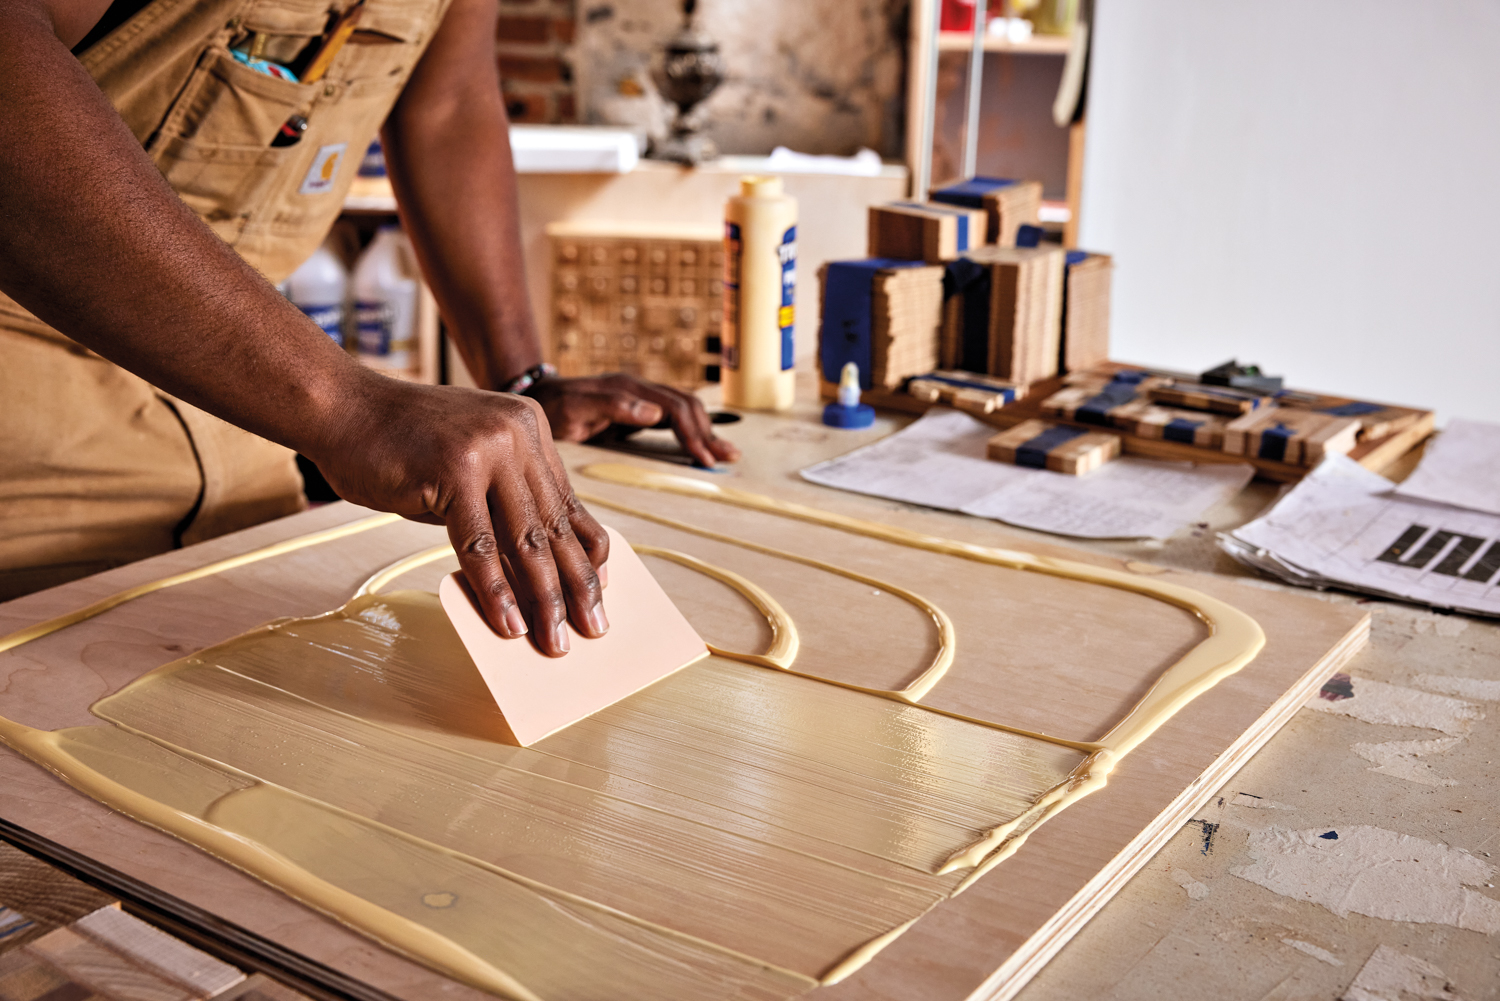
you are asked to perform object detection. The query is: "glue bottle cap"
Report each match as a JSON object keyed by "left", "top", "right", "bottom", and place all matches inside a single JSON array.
[{"left": 740, "top": 175, "right": 784, "bottom": 199}]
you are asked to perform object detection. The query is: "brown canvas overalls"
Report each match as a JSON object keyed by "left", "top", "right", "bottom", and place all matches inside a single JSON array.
[{"left": 0, "top": 0, "right": 450, "bottom": 599}]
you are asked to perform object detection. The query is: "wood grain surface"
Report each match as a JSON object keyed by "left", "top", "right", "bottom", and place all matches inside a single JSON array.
[
  {"left": 0, "top": 439, "right": 1370, "bottom": 1001},
  {"left": 0, "top": 841, "right": 116, "bottom": 939}
]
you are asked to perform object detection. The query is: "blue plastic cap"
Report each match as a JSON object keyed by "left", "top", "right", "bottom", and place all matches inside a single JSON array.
[{"left": 823, "top": 402, "right": 876, "bottom": 429}]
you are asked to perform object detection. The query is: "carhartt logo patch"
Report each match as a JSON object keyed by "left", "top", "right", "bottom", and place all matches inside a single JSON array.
[{"left": 299, "top": 143, "right": 348, "bottom": 195}]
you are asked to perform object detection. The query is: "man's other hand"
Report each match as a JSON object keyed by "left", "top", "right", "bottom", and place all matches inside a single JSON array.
[
  {"left": 312, "top": 379, "right": 607, "bottom": 657},
  {"left": 528, "top": 374, "right": 741, "bottom": 469}
]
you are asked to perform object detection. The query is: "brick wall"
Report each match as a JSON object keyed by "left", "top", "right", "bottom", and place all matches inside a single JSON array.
[{"left": 496, "top": 0, "right": 578, "bottom": 124}]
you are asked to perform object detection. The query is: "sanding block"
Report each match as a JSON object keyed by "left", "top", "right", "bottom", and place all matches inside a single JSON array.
[{"left": 439, "top": 525, "right": 708, "bottom": 746}]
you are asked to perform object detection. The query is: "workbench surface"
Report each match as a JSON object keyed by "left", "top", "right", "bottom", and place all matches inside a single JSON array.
[
  {"left": 2, "top": 374, "right": 1491, "bottom": 1001},
  {"left": 692, "top": 377, "right": 1498, "bottom": 1001}
]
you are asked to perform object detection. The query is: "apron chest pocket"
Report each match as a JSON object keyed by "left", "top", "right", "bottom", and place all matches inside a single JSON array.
[{"left": 166, "top": 48, "right": 316, "bottom": 148}]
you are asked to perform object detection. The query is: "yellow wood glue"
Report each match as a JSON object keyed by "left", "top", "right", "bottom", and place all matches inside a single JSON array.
[{"left": 723, "top": 176, "right": 797, "bottom": 410}]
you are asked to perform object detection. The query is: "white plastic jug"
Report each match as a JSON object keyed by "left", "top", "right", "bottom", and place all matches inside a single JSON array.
[
  {"left": 285, "top": 241, "right": 349, "bottom": 346},
  {"left": 353, "top": 225, "right": 419, "bottom": 372}
]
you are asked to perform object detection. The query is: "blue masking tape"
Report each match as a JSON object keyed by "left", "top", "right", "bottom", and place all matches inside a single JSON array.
[
  {"left": 1320, "top": 401, "right": 1384, "bottom": 417},
  {"left": 1163, "top": 417, "right": 1202, "bottom": 444},
  {"left": 892, "top": 202, "right": 971, "bottom": 251},
  {"left": 930, "top": 176, "right": 1017, "bottom": 209},
  {"left": 820, "top": 259, "right": 929, "bottom": 386},
  {"left": 1016, "top": 425, "right": 1087, "bottom": 469},
  {"left": 1077, "top": 377, "right": 1140, "bottom": 425},
  {"left": 1258, "top": 423, "right": 1296, "bottom": 462}
]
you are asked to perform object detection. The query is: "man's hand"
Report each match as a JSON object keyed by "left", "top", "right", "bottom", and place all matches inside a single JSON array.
[
  {"left": 527, "top": 374, "right": 741, "bottom": 469},
  {"left": 311, "top": 377, "right": 609, "bottom": 657}
]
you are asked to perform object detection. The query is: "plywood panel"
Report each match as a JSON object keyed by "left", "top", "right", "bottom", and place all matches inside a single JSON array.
[{"left": 0, "top": 445, "right": 1368, "bottom": 1001}]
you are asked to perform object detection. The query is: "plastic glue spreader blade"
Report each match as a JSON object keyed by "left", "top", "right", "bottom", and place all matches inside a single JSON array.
[{"left": 439, "top": 525, "right": 709, "bottom": 746}]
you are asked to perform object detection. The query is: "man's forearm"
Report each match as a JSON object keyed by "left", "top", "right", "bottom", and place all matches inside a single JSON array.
[
  {"left": 379, "top": 0, "right": 541, "bottom": 392},
  {"left": 0, "top": 2, "right": 367, "bottom": 460}
]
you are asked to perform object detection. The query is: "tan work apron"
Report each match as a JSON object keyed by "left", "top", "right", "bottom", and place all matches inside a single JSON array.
[{"left": 0, "top": 0, "right": 451, "bottom": 600}]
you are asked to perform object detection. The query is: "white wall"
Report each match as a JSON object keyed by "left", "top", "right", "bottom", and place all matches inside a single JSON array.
[{"left": 1080, "top": 1, "right": 1500, "bottom": 423}]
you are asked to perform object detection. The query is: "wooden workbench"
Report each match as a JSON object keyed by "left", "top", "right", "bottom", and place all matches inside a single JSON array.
[{"left": 2, "top": 374, "right": 1490, "bottom": 1000}]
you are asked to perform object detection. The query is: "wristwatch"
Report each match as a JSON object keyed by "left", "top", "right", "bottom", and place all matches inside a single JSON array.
[{"left": 500, "top": 362, "right": 557, "bottom": 396}]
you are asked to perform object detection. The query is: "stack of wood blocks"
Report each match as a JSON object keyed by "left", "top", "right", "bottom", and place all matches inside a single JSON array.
[
  {"left": 908, "top": 370, "right": 1025, "bottom": 416},
  {"left": 941, "top": 245, "right": 1065, "bottom": 386},
  {"left": 547, "top": 224, "right": 724, "bottom": 391},
  {"left": 1062, "top": 252, "right": 1114, "bottom": 373},
  {"left": 1038, "top": 366, "right": 1381, "bottom": 468},
  {"left": 867, "top": 202, "right": 987, "bottom": 263},
  {"left": 1223, "top": 407, "right": 1362, "bottom": 465},
  {"left": 0, "top": 842, "right": 310, "bottom": 1001},
  {"left": 987, "top": 419, "right": 1121, "bottom": 475},
  {"left": 817, "top": 261, "right": 944, "bottom": 394},
  {"left": 929, "top": 177, "right": 1043, "bottom": 247}
]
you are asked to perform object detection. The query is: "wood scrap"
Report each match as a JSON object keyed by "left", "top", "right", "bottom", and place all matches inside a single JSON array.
[
  {"left": 906, "top": 371, "right": 1025, "bottom": 415},
  {"left": 1148, "top": 381, "right": 1274, "bottom": 416},
  {"left": 987, "top": 420, "right": 1121, "bottom": 475},
  {"left": 1112, "top": 401, "right": 1229, "bottom": 448},
  {"left": 1273, "top": 390, "right": 1424, "bottom": 441},
  {"left": 1223, "top": 407, "right": 1361, "bottom": 465},
  {"left": 1040, "top": 371, "right": 1166, "bottom": 427},
  {"left": 0, "top": 842, "right": 117, "bottom": 956}
]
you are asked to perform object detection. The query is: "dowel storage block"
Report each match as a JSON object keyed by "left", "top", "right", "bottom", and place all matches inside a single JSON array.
[
  {"left": 940, "top": 245, "right": 1064, "bottom": 387},
  {"left": 818, "top": 260, "right": 944, "bottom": 394},
  {"left": 1061, "top": 251, "right": 1112, "bottom": 373},
  {"left": 547, "top": 223, "right": 724, "bottom": 392}
]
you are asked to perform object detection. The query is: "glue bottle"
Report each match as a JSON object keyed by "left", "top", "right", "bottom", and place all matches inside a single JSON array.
[
  {"left": 722, "top": 176, "right": 797, "bottom": 411},
  {"left": 352, "top": 225, "right": 419, "bottom": 373},
  {"left": 285, "top": 240, "right": 349, "bottom": 347}
]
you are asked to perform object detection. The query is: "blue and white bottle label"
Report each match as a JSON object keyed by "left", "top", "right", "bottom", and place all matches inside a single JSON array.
[
  {"left": 778, "top": 224, "right": 796, "bottom": 371},
  {"left": 356, "top": 300, "right": 392, "bottom": 355},
  {"left": 299, "top": 303, "right": 344, "bottom": 347},
  {"left": 722, "top": 221, "right": 742, "bottom": 370}
]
